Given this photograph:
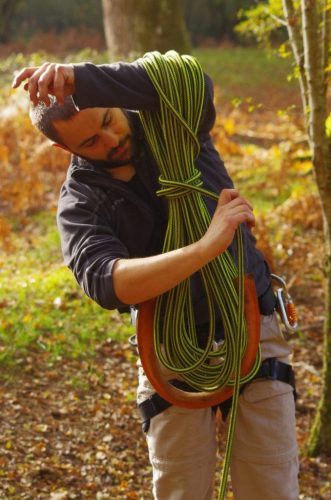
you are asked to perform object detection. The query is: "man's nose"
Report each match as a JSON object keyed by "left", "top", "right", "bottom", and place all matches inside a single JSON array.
[{"left": 101, "top": 130, "right": 119, "bottom": 149}]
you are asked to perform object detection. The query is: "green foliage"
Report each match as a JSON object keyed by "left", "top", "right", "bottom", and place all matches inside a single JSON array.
[
  {"left": 236, "top": 0, "right": 287, "bottom": 46},
  {"left": 193, "top": 46, "right": 296, "bottom": 101},
  {"left": 0, "top": 213, "right": 133, "bottom": 366},
  {"left": 0, "top": 46, "right": 302, "bottom": 370},
  {"left": 326, "top": 113, "right": 331, "bottom": 138}
]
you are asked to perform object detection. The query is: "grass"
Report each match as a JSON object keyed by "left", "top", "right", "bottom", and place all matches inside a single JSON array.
[
  {"left": 2, "top": 46, "right": 298, "bottom": 108},
  {"left": 194, "top": 47, "right": 298, "bottom": 104},
  {"left": 0, "top": 45, "right": 303, "bottom": 368},
  {"left": 0, "top": 211, "right": 134, "bottom": 369}
]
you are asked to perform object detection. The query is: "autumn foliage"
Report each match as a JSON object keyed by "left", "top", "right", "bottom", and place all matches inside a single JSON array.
[
  {"left": 0, "top": 108, "right": 69, "bottom": 247},
  {"left": 0, "top": 60, "right": 330, "bottom": 497}
]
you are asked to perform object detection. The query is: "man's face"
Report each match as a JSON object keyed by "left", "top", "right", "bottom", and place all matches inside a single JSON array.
[{"left": 54, "top": 107, "right": 133, "bottom": 167}]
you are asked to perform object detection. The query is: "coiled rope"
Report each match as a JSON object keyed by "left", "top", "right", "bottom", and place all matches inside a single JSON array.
[{"left": 137, "top": 50, "right": 261, "bottom": 499}]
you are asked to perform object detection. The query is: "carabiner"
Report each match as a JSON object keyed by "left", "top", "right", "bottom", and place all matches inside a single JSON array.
[{"left": 271, "top": 274, "right": 299, "bottom": 340}]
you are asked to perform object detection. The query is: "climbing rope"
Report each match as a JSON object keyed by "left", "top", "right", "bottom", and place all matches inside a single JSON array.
[{"left": 137, "top": 50, "right": 261, "bottom": 499}]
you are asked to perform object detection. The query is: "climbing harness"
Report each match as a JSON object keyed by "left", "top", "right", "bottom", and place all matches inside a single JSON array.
[
  {"left": 271, "top": 274, "right": 299, "bottom": 339},
  {"left": 134, "top": 50, "right": 262, "bottom": 499},
  {"left": 138, "top": 357, "right": 297, "bottom": 431}
]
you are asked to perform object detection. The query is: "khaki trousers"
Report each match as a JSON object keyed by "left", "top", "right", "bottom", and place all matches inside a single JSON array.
[{"left": 137, "top": 313, "right": 300, "bottom": 499}]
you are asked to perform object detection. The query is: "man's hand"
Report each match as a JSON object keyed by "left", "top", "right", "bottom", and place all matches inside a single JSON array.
[
  {"left": 198, "top": 188, "right": 255, "bottom": 262},
  {"left": 113, "top": 188, "right": 255, "bottom": 305},
  {"left": 12, "top": 62, "right": 75, "bottom": 106}
]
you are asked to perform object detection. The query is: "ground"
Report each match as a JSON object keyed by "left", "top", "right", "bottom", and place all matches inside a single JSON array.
[{"left": 0, "top": 46, "right": 330, "bottom": 499}]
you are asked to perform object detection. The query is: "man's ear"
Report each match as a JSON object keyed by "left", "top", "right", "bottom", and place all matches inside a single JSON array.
[{"left": 51, "top": 142, "right": 71, "bottom": 153}]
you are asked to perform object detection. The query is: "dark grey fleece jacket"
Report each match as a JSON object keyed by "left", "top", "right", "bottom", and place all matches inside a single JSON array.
[{"left": 56, "top": 58, "right": 272, "bottom": 324}]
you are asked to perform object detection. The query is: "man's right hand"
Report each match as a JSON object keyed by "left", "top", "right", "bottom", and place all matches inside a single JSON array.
[
  {"left": 198, "top": 188, "right": 255, "bottom": 262},
  {"left": 113, "top": 188, "right": 255, "bottom": 305},
  {"left": 12, "top": 62, "right": 75, "bottom": 106}
]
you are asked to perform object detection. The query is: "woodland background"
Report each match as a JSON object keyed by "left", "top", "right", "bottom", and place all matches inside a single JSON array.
[{"left": 0, "top": 0, "right": 330, "bottom": 498}]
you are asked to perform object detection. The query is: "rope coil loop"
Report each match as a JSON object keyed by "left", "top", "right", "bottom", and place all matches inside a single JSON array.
[{"left": 136, "top": 51, "right": 261, "bottom": 499}]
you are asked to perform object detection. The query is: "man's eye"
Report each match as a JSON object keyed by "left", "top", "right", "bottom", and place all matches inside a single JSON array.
[{"left": 85, "top": 137, "right": 97, "bottom": 148}]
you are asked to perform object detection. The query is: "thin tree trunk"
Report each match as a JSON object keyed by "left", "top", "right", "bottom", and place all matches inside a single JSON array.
[
  {"left": 283, "top": 0, "right": 331, "bottom": 456},
  {"left": 301, "top": 0, "right": 326, "bottom": 149},
  {"left": 282, "top": 0, "right": 309, "bottom": 115},
  {"left": 300, "top": 0, "right": 330, "bottom": 221},
  {"left": 300, "top": 0, "right": 331, "bottom": 455},
  {"left": 309, "top": 209, "right": 331, "bottom": 455}
]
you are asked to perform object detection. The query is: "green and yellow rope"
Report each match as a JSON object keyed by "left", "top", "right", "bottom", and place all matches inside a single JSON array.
[{"left": 137, "top": 50, "right": 261, "bottom": 499}]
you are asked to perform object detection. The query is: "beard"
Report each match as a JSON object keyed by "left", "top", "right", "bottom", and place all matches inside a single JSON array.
[{"left": 81, "top": 134, "right": 134, "bottom": 171}]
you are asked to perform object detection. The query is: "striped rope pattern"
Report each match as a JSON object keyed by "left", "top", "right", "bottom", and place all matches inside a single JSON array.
[{"left": 138, "top": 50, "right": 261, "bottom": 499}]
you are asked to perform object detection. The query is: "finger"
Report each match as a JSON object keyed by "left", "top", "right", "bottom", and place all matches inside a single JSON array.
[
  {"left": 27, "top": 64, "right": 51, "bottom": 105},
  {"left": 216, "top": 195, "right": 254, "bottom": 216},
  {"left": 247, "top": 218, "right": 256, "bottom": 228},
  {"left": 37, "top": 64, "right": 57, "bottom": 106},
  {"left": 226, "top": 196, "right": 254, "bottom": 211},
  {"left": 53, "top": 66, "right": 65, "bottom": 105},
  {"left": 225, "top": 205, "right": 255, "bottom": 226},
  {"left": 231, "top": 210, "right": 255, "bottom": 228},
  {"left": 12, "top": 67, "right": 38, "bottom": 89},
  {"left": 218, "top": 188, "right": 239, "bottom": 206}
]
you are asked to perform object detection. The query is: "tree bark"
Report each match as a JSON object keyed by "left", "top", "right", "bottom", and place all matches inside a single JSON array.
[
  {"left": 283, "top": 0, "right": 331, "bottom": 457},
  {"left": 282, "top": 0, "right": 309, "bottom": 118},
  {"left": 299, "top": 0, "right": 331, "bottom": 456},
  {"left": 101, "top": 0, "right": 190, "bottom": 60},
  {"left": 101, "top": 0, "right": 135, "bottom": 59},
  {"left": 322, "top": 0, "right": 331, "bottom": 88},
  {"left": 308, "top": 211, "right": 331, "bottom": 455},
  {"left": 301, "top": 0, "right": 326, "bottom": 146},
  {"left": 0, "top": 0, "right": 23, "bottom": 43}
]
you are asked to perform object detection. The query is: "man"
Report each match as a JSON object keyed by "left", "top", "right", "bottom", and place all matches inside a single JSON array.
[{"left": 12, "top": 56, "right": 299, "bottom": 499}]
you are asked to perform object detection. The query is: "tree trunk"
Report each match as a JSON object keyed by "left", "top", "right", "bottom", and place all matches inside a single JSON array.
[
  {"left": 101, "top": 0, "right": 190, "bottom": 60},
  {"left": 283, "top": 0, "right": 331, "bottom": 456},
  {"left": 0, "top": 0, "right": 23, "bottom": 43},
  {"left": 308, "top": 201, "right": 331, "bottom": 455},
  {"left": 101, "top": 0, "right": 135, "bottom": 59}
]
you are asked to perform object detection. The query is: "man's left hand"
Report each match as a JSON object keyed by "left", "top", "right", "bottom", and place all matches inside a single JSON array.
[{"left": 12, "top": 62, "right": 75, "bottom": 106}]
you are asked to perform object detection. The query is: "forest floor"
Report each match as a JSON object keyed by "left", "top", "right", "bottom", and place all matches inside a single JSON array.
[{"left": 0, "top": 46, "right": 330, "bottom": 499}]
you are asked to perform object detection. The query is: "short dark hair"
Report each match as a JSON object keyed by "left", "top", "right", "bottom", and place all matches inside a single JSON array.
[{"left": 29, "top": 95, "right": 78, "bottom": 146}]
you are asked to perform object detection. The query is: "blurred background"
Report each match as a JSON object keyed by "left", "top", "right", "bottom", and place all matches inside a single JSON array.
[{"left": 0, "top": 1, "right": 329, "bottom": 498}]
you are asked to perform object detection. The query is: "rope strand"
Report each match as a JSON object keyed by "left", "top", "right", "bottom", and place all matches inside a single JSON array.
[{"left": 137, "top": 50, "right": 261, "bottom": 499}]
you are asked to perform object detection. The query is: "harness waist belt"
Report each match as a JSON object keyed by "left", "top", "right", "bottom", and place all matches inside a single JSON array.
[{"left": 138, "top": 358, "right": 296, "bottom": 432}]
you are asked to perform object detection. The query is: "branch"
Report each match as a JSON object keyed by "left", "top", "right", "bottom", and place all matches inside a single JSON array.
[
  {"left": 269, "top": 13, "right": 288, "bottom": 26},
  {"left": 282, "top": 0, "right": 309, "bottom": 117}
]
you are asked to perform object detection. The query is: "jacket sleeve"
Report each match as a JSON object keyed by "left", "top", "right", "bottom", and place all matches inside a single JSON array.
[
  {"left": 72, "top": 60, "right": 160, "bottom": 111},
  {"left": 57, "top": 179, "right": 130, "bottom": 310},
  {"left": 72, "top": 60, "right": 216, "bottom": 134}
]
